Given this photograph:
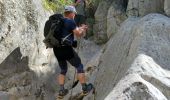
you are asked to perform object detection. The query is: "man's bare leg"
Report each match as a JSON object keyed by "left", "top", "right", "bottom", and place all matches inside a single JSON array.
[
  {"left": 77, "top": 73, "right": 86, "bottom": 84},
  {"left": 58, "top": 74, "right": 65, "bottom": 85},
  {"left": 58, "top": 74, "right": 68, "bottom": 97}
]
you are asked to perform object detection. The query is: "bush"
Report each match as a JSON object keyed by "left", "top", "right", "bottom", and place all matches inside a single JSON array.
[{"left": 42, "top": 0, "right": 73, "bottom": 12}]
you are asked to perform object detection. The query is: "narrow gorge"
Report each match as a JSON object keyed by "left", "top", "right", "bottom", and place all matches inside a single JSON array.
[{"left": 0, "top": 0, "right": 170, "bottom": 100}]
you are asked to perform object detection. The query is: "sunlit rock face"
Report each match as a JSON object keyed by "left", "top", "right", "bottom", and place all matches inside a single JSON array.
[
  {"left": 94, "top": 14, "right": 170, "bottom": 100},
  {"left": 0, "top": 0, "right": 51, "bottom": 67},
  {"left": 0, "top": 0, "right": 56, "bottom": 99}
]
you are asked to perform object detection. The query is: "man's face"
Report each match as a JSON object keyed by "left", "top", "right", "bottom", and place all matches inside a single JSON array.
[{"left": 70, "top": 13, "right": 76, "bottom": 19}]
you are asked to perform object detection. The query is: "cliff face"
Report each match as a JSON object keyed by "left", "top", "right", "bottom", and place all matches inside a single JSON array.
[
  {"left": 1, "top": 0, "right": 170, "bottom": 100},
  {"left": 0, "top": 0, "right": 54, "bottom": 99},
  {"left": 0, "top": 0, "right": 52, "bottom": 67}
]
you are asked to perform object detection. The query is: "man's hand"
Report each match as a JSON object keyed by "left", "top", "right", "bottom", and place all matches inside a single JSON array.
[
  {"left": 81, "top": 24, "right": 88, "bottom": 31},
  {"left": 79, "top": 24, "right": 88, "bottom": 37},
  {"left": 73, "top": 24, "right": 88, "bottom": 37}
]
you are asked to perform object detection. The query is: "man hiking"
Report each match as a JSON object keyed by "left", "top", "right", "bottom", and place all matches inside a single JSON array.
[
  {"left": 53, "top": 6, "right": 93, "bottom": 98},
  {"left": 73, "top": 0, "right": 86, "bottom": 26}
]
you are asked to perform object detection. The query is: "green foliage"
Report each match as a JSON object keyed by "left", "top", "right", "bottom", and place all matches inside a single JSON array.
[{"left": 42, "top": 0, "right": 73, "bottom": 12}]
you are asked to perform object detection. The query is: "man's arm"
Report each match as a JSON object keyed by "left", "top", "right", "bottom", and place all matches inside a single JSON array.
[{"left": 73, "top": 25, "right": 88, "bottom": 37}]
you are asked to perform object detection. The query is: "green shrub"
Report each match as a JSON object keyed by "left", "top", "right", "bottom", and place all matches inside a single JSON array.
[{"left": 42, "top": 0, "right": 73, "bottom": 12}]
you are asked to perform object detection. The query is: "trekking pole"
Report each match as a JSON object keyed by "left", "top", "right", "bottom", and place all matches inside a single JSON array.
[
  {"left": 70, "top": 37, "right": 82, "bottom": 100},
  {"left": 70, "top": 69, "right": 77, "bottom": 100}
]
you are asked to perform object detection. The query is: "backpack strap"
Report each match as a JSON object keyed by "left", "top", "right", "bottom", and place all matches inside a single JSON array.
[{"left": 62, "top": 33, "right": 72, "bottom": 42}]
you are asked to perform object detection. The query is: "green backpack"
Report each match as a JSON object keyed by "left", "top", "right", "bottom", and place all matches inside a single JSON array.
[{"left": 43, "top": 14, "right": 64, "bottom": 48}]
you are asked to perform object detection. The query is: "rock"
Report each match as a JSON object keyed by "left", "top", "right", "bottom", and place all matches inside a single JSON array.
[
  {"left": 82, "top": 49, "right": 103, "bottom": 100},
  {"left": 94, "top": 14, "right": 170, "bottom": 100},
  {"left": 0, "top": 71, "right": 33, "bottom": 91},
  {"left": 77, "top": 39, "right": 102, "bottom": 65},
  {"left": 0, "top": 48, "right": 29, "bottom": 77},
  {"left": 85, "top": 18, "right": 95, "bottom": 38},
  {"left": 127, "top": 0, "right": 164, "bottom": 17},
  {"left": 0, "top": 0, "right": 51, "bottom": 67},
  {"left": 164, "top": 0, "right": 170, "bottom": 16},
  {"left": 105, "top": 54, "right": 170, "bottom": 100},
  {"left": 84, "top": 48, "right": 103, "bottom": 83},
  {"left": 0, "top": 0, "right": 56, "bottom": 99},
  {"left": 107, "top": 0, "right": 127, "bottom": 38},
  {"left": 93, "top": 0, "right": 112, "bottom": 44},
  {"left": 0, "top": 91, "right": 17, "bottom": 100}
]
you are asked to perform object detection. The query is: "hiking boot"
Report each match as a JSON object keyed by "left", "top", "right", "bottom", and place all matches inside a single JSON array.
[
  {"left": 82, "top": 83, "right": 93, "bottom": 95},
  {"left": 58, "top": 89, "right": 68, "bottom": 98}
]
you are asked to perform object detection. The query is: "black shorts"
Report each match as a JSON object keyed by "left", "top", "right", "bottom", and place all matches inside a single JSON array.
[
  {"left": 53, "top": 46, "right": 84, "bottom": 75},
  {"left": 53, "top": 46, "right": 74, "bottom": 61}
]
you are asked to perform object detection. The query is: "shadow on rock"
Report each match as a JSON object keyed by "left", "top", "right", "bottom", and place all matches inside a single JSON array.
[{"left": 0, "top": 47, "right": 30, "bottom": 77}]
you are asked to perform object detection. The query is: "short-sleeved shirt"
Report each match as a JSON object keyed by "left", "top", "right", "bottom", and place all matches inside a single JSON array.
[
  {"left": 53, "top": 18, "right": 77, "bottom": 61},
  {"left": 62, "top": 18, "right": 77, "bottom": 42}
]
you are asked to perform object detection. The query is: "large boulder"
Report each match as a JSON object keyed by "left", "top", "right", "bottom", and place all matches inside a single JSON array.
[
  {"left": 164, "top": 0, "right": 170, "bottom": 16},
  {"left": 94, "top": 14, "right": 170, "bottom": 100},
  {"left": 93, "top": 0, "right": 113, "bottom": 44},
  {"left": 107, "top": 0, "right": 127, "bottom": 38},
  {"left": 127, "top": 0, "right": 164, "bottom": 16},
  {"left": 105, "top": 54, "right": 170, "bottom": 100}
]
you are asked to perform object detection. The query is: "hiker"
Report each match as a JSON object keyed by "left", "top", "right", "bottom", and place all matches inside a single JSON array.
[
  {"left": 53, "top": 6, "right": 93, "bottom": 98},
  {"left": 73, "top": 0, "right": 86, "bottom": 26}
]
